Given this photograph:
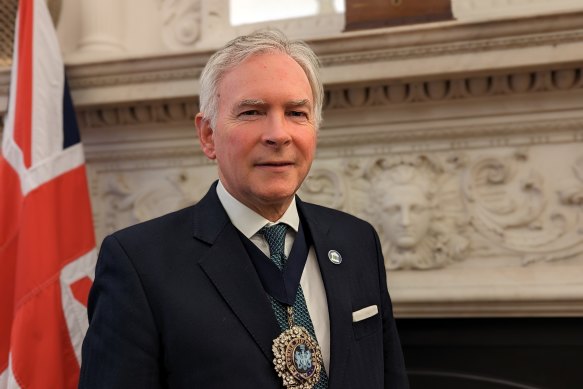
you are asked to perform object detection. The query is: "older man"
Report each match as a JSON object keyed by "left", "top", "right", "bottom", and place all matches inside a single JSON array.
[{"left": 79, "top": 30, "right": 408, "bottom": 389}]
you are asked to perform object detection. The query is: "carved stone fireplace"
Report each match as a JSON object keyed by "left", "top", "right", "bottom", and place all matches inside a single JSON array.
[{"left": 2, "top": 1, "right": 583, "bottom": 387}]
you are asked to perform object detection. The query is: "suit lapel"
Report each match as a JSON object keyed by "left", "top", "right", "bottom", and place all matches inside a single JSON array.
[
  {"left": 193, "top": 184, "right": 280, "bottom": 363},
  {"left": 298, "top": 200, "right": 352, "bottom": 389}
]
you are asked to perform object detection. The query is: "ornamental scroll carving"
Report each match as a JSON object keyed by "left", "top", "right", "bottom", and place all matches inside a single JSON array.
[
  {"left": 159, "top": 0, "right": 201, "bottom": 50},
  {"left": 463, "top": 151, "right": 583, "bottom": 265},
  {"left": 92, "top": 149, "right": 583, "bottom": 271},
  {"left": 300, "top": 149, "right": 583, "bottom": 271},
  {"left": 98, "top": 169, "right": 212, "bottom": 236}
]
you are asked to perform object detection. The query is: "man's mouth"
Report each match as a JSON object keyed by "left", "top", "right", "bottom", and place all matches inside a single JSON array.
[{"left": 256, "top": 161, "right": 293, "bottom": 167}]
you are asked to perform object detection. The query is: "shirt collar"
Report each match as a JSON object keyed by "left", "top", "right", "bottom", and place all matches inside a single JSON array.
[{"left": 216, "top": 180, "right": 299, "bottom": 239}]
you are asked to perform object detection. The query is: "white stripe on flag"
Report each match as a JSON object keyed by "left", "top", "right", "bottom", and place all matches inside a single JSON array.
[
  {"left": 3, "top": 355, "right": 22, "bottom": 389},
  {"left": 0, "top": 369, "right": 7, "bottom": 388},
  {"left": 31, "top": 0, "right": 64, "bottom": 166},
  {"left": 2, "top": 141, "right": 86, "bottom": 196},
  {"left": 60, "top": 248, "right": 98, "bottom": 365}
]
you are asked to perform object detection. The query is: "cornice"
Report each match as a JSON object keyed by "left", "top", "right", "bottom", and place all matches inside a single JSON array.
[
  {"left": 2, "top": 11, "right": 583, "bottom": 117},
  {"left": 311, "top": 11, "right": 583, "bottom": 56},
  {"left": 64, "top": 52, "right": 210, "bottom": 90},
  {"left": 318, "top": 29, "right": 583, "bottom": 68},
  {"left": 316, "top": 119, "right": 583, "bottom": 149},
  {"left": 394, "top": 299, "right": 583, "bottom": 318},
  {"left": 81, "top": 117, "right": 583, "bottom": 165},
  {"left": 70, "top": 64, "right": 583, "bottom": 133}
]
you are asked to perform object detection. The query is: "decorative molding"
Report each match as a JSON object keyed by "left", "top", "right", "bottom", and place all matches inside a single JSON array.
[
  {"left": 69, "top": 66, "right": 583, "bottom": 130},
  {"left": 80, "top": 117, "right": 583, "bottom": 167},
  {"left": 68, "top": 67, "right": 202, "bottom": 90},
  {"left": 455, "top": 0, "right": 583, "bottom": 21},
  {"left": 462, "top": 150, "right": 583, "bottom": 265},
  {"left": 323, "top": 67, "right": 583, "bottom": 110},
  {"left": 76, "top": 99, "right": 198, "bottom": 128},
  {"left": 319, "top": 30, "right": 583, "bottom": 67},
  {"left": 317, "top": 120, "right": 583, "bottom": 150},
  {"left": 394, "top": 299, "right": 583, "bottom": 318},
  {"left": 300, "top": 149, "right": 583, "bottom": 272},
  {"left": 345, "top": 155, "right": 470, "bottom": 270},
  {"left": 160, "top": 0, "right": 202, "bottom": 50}
]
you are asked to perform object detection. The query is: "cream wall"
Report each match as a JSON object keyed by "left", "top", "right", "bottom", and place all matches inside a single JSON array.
[{"left": 2, "top": 0, "right": 583, "bottom": 318}]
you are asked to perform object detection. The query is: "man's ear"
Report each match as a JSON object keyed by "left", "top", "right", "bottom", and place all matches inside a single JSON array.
[{"left": 195, "top": 113, "right": 216, "bottom": 160}]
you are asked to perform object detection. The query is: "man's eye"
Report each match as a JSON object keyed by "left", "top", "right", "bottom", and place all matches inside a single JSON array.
[
  {"left": 288, "top": 111, "right": 308, "bottom": 118},
  {"left": 240, "top": 110, "right": 261, "bottom": 116}
]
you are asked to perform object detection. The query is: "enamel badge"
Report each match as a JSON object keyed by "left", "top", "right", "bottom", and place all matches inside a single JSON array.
[{"left": 272, "top": 325, "right": 323, "bottom": 389}]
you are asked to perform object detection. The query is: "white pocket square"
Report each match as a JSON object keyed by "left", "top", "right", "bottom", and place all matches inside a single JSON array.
[{"left": 352, "top": 305, "right": 379, "bottom": 322}]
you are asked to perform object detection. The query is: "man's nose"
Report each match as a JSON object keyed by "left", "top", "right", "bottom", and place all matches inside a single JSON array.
[{"left": 262, "top": 113, "right": 292, "bottom": 147}]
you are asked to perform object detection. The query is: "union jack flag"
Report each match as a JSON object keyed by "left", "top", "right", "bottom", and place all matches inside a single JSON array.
[{"left": 0, "top": 0, "right": 97, "bottom": 387}]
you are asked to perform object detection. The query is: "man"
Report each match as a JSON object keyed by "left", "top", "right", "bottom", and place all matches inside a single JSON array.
[{"left": 79, "top": 30, "right": 408, "bottom": 389}]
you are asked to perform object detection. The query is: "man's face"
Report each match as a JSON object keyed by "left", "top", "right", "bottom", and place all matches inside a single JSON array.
[{"left": 197, "top": 52, "right": 317, "bottom": 219}]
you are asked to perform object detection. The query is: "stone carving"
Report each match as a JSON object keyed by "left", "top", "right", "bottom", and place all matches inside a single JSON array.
[
  {"left": 76, "top": 100, "right": 198, "bottom": 128},
  {"left": 98, "top": 170, "right": 212, "bottom": 236},
  {"left": 456, "top": 0, "right": 583, "bottom": 14},
  {"left": 70, "top": 67, "right": 582, "bottom": 132},
  {"left": 318, "top": 30, "right": 583, "bottom": 68},
  {"left": 298, "top": 168, "right": 346, "bottom": 210},
  {"left": 160, "top": 0, "right": 202, "bottom": 50},
  {"left": 347, "top": 155, "right": 470, "bottom": 270},
  {"left": 323, "top": 67, "right": 583, "bottom": 111},
  {"left": 462, "top": 150, "right": 583, "bottom": 264},
  {"left": 558, "top": 155, "right": 583, "bottom": 207},
  {"left": 68, "top": 68, "right": 201, "bottom": 90}
]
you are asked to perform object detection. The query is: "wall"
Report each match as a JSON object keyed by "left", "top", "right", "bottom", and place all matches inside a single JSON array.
[{"left": 1, "top": 0, "right": 583, "bottom": 321}]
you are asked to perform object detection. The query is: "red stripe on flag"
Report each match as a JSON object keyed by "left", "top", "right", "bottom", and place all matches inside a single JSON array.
[
  {"left": 70, "top": 276, "right": 93, "bottom": 307},
  {"left": 13, "top": 0, "right": 34, "bottom": 168},
  {"left": 10, "top": 279, "right": 80, "bottom": 389},
  {"left": 2, "top": 163, "right": 95, "bottom": 388},
  {"left": 0, "top": 156, "right": 23, "bottom": 373},
  {"left": 13, "top": 165, "right": 95, "bottom": 303}
]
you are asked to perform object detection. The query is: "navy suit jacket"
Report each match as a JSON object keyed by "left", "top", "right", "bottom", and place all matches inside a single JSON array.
[{"left": 79, "top": 183, "right": 409, "bottom": 388}]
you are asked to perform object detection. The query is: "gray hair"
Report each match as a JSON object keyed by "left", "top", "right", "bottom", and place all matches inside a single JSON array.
[{"left": 198, "top": 29, "right": 323, "bottom": 129}]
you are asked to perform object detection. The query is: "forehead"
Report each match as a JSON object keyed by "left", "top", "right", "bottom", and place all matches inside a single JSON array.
[{"left": 217, "top": 52, "right": 313, "bottom": 106}]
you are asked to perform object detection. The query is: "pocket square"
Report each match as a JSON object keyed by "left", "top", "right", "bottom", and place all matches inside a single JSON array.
[{"left": 352, "top": 305, "right": 379, "bottom": 322}]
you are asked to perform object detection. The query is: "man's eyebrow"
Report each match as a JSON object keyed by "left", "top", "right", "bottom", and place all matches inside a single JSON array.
[
  {"left": 286, "top": 99, "right": 312, "bottom": 108},
  {"left": 237, "top": 99, "right": 267, "bottom": 107},
  {"left": 235, "top": 98, "right": 312, "bottom": 109}
]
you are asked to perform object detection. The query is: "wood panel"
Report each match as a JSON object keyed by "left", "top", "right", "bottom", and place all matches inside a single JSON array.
[{"left": 345, "top": 0, "right": 453, "bottom": 31}]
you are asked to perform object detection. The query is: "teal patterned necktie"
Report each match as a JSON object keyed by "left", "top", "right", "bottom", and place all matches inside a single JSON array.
[{"left": 260, "top": 224, "right": 329, "bottom": 388}]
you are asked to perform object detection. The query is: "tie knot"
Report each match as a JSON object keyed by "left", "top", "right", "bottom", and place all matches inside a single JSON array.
[{"left": 260, "top": 224, "right": 288, "bottom": 268}]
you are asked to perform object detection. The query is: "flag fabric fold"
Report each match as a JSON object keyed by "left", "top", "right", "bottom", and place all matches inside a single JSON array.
[{"left": 0, "top": 0, "right": 97, "bottom": 387}]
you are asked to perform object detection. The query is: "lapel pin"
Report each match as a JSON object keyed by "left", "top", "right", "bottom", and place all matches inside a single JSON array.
[{"left": 328, "top": 250, "right": 342, "bottom": 265}]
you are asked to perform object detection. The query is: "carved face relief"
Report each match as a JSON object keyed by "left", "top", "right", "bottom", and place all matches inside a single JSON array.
[{"left": 380, "top": 184, "right": 431, "bottom": 249}]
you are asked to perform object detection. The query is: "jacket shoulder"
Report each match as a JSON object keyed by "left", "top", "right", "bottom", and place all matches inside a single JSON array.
[
  {"left": 300, "top": 201, "right": 374, "bottom": 230},
  {"left": 109, "top": 204, "right": 195, "bottom": 245}
]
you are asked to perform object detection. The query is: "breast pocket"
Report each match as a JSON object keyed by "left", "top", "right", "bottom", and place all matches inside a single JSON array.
[{"left": 352, "top": 305, "right": 381, "bottom": 340}]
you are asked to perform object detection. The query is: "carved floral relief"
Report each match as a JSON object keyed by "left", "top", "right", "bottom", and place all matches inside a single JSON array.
[
  {"left": 91, "top": 145, "right": 583, "bottom": 272},
  {"left": 160, "top": 0, "right": 201, "bottom": 50},
  {"left": 299, "top": 148, "right": 583, "bottom": 271},
  {"left": 342, "top": 155, "right": 470, "bottom": 270},
  {"left": 96, "top": 167, "right": 215, "bottom": 239}
]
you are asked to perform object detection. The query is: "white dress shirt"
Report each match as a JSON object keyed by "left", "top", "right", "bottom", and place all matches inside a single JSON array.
[{"left": 216, "top": 181, "right": 330, "bottom": 373}]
